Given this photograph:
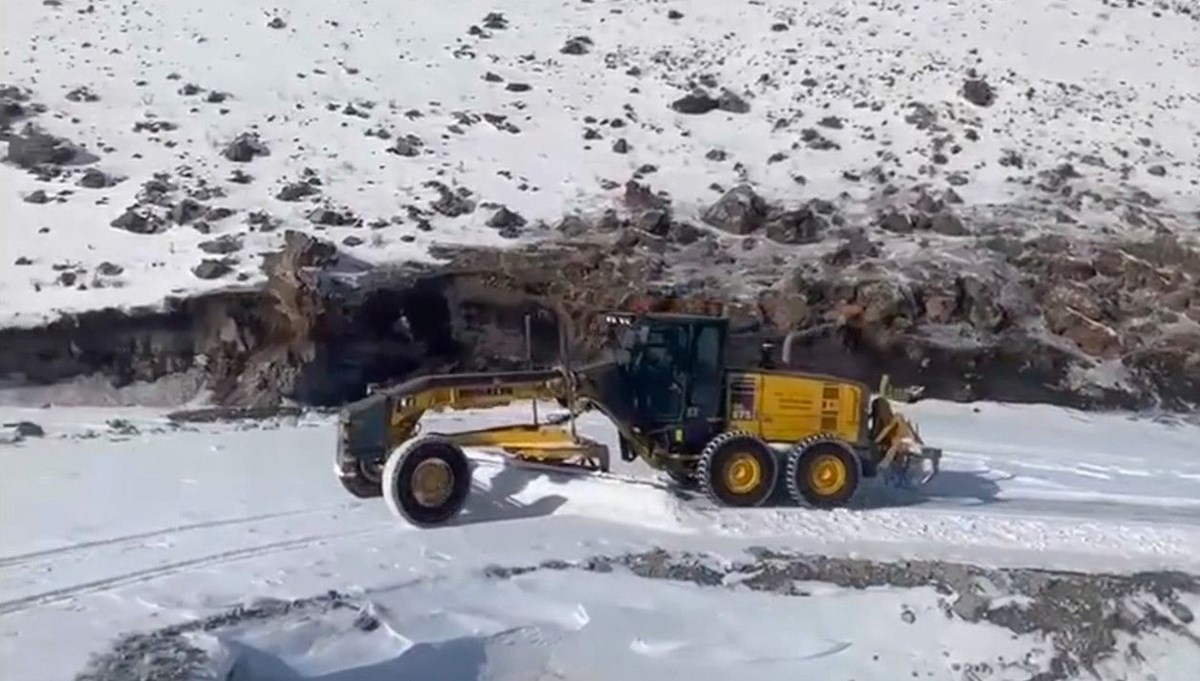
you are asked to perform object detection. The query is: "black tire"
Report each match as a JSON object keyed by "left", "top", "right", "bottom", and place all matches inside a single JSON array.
[
  {"left": 697, "top": 431, "right": 778, "bottom": 507},
  {"left": 786, "top": 435, "right": 860, "bottom": 508},
  {"left": 382, "top": 435, "right": 472, "bottom": 527}
]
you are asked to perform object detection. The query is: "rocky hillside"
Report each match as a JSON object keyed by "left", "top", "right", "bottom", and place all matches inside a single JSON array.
[{"left": 1, "top": 0, "right": 1197, "bottom": 409}]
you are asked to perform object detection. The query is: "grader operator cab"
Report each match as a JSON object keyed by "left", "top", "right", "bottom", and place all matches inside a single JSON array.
[{"left": 334, "top": 310, "right": 942, "bottom": 527}]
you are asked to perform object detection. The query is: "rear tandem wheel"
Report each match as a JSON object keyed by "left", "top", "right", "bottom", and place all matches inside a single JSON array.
[
  {"left": 381, "top": 435, "right": 473, "bottom": 527},
  {"left": 785, "top": 435, "right": 861, "bottom": 508}
]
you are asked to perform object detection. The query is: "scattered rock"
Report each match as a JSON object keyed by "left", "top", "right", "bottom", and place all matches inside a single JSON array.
[
  {"left": 137, "top": 177, "right": 176, "bottom": 205},
  {"left": 386, "top": 135, "right": 424, "bottom": 157},
  {"left": 65, "top": 86, "right": 100, "bottom": 103},
  {"left": 554, "top": 215, "right": 589, "bottom": 237},
  {"left": 929, "top": 212, "right": 968, "bottom": 236},
  {"left": 560, "top": 36, "right": 593, "bottom": 55},
  {"left": 132, "top": 119, "right": 178, "bottom": 134},
  {"left": 307, "top": 207, "right": 360, "bottom": 227},
  {"left": 222, "top": 133, "right": 269, "bottom": 162},
  {"left": 962, "top": 77, "right": 996, "bottom": 107},
  {"left": 718, "top": 90, "right": 750, "bottom": 114},
  {"left": 276, "top": 182, "right": 320, "bottom": 202},
  {"left": 267, "top": 17, "right": 287, "bottom": 29},
  {"left": 192, "top": 259, "right": 234, "bottom": 280},
  {"left": 428, "top": 183, "right": 476, "bottom": 217},
  {"left": 246, "top": 211, "right": 281, "bottom": 232},
  {"left": 170, "top": 198, "right": 206, "bottom": 224},
  {"left": 635, "top": 210, "right": 670, "bottom": 236},
  {"left": 878, "top": 211, "right": 913, "bottom": 234},
  {"left": 77, "top": 168, "right": 116, "bottom": 189},
  {"left": 825, "top": 230, "right": 880, "bottom": 265},
  {"left": 23, "top": 189, "right": 50, "bottom": 204},
  {"left": 623, "top": 180, "right": 670, "bottom": 212},
  {"left": 612, "top": 138, "right": 630, "bottom": 154},
  {"left": 764, "top": 207, "right": 827, "bottom": 244},
  {"left": 198, "top": 235, "right": 244, "bottom": 255},
  {"left": 481, "top": 12, "right": 508, "bottom": 29},
  {"left": 203, "top": 207, "right": 236, "bottom": 222},
  {"left": 96, "top": 261, "right": 124, "bottom": 276},
  {"left": 1147, "top": 164, "right": 1167, "bottom": 177},
  {"left": 111, "top": 209, "right": 167, "bottom": 235},
  {"left": 0, "top": 84, "right": 43, "bottom": 133},
  {"left": 487, "top": 206, "right": 527, "bottom": 232},
  {"left": 801, "top": 128, "right": 840, "bottom": 151},
  {"left": 229, "top": 169, "right": 253, "bottom": 184},
  {"left": 5, "top": 124, "right": 92, "bottom": 168},
  {"left": 701, "top": 184, "right": 768, "bottom": 234},
  {"left": 670, "top": 91, "right": 719, "bottom": 115}
]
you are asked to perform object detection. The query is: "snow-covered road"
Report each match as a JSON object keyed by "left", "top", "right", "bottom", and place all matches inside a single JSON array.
[{"left": 2, "top": 400, "right": 1199, "bottom": 680}]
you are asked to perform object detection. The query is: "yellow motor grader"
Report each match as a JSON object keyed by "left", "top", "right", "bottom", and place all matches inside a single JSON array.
[{"left": 334, "top": 310, "right": 941, "bottom": 527}]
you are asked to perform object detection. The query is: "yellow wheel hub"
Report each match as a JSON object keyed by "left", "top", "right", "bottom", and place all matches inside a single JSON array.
[
  {"left": 725, "top": 453, "right": 763, "bottom": 494},
  {"left": 809, "top": 454, "right": 848, "bottom": 496},
  {"left": 411, "top": 459, "right": 454, "bottom": 508}
]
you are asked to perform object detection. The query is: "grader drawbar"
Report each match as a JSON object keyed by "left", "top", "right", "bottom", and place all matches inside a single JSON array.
[{"left": 334, "top": 310, "right": 942, "bottom": 527}]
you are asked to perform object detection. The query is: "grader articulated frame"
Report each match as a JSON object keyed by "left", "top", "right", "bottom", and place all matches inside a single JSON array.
[{"left": 334, "top": 308, "right": 942, "bottom": 527}]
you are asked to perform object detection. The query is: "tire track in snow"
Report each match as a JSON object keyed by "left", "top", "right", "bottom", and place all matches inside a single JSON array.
[
  {"left": 0, "top": 524, "right": 398, "bottom": 617},
  {"left": 0, "top": 504, "right": 360, "bottom": 569}
]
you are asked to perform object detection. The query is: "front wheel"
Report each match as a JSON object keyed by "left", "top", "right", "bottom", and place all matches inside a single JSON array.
[
  {"left": 696, "top": 431, "right": 778, "bottom": 507},
  {"left": 382, "top": 435, "right": 473, "bottom": 527}
]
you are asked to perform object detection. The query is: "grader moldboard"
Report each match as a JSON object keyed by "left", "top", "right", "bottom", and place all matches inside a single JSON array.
[{"left": 334, "top": 310, "right": 943, "bottom": 527}]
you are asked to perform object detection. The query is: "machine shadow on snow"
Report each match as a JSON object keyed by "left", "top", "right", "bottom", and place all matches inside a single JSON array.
[
  {"left": 442, "top": 463, "right": 569, "bottom": 527},
  {"left": 848, "top": 468, "right": 1007, "bottom": 510}
]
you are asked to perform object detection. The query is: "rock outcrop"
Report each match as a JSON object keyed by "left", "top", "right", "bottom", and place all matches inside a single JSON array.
[{"left": 2, "top": 184, "right": 1197, "bottom": 411}]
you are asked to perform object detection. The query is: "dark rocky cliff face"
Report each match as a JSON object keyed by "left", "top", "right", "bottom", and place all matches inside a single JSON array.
[{"left": 2, "top": 217, "right": 1196, "bottom": 412}]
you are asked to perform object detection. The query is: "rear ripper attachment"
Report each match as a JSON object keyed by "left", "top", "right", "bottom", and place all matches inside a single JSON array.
[{"left": 335, "top": 309, "right": 942, "bottom": 527}]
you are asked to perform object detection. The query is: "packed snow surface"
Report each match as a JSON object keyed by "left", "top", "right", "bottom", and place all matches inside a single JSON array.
[
  {"left": 2, "top": 0, "right": 1198, "bottom": 326},
  {"left": 2, "top": 399, "right": 1200, "bottom": 680}
]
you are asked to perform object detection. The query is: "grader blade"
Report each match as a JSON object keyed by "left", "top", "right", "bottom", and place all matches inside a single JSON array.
[{"left": 439, "top": 424, "right": 611, "bottom": 473}]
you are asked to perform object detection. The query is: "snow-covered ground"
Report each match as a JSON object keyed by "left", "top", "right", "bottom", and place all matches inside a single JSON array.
[
  {"left": 3, "top": 0, "right": 1198, "bottom": 327},
  {"left": 2, "top": 400, "right": 1199, "bottom": 680}
]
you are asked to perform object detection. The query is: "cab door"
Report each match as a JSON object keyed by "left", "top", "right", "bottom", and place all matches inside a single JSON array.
[{"left": 630, "top": 323, "right": 689, "bottom": 426}]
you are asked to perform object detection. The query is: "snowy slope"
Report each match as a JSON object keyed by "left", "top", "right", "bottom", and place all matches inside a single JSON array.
[
  {"left": 2, "top": 0, "right": 1198, "bottom": 326},
  {"left": 2, "top": 400, "right": 1200, "bottom": 680}
]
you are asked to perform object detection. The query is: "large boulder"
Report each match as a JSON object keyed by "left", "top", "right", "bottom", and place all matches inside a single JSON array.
[{"left": 701, "top": 185, "right": 768, "bottom": 235}]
